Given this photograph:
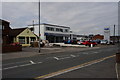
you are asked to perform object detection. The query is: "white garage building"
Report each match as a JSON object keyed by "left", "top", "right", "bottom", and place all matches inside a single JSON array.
[{"left": 28, "top": 23, "right": 73, "bottom": 43}]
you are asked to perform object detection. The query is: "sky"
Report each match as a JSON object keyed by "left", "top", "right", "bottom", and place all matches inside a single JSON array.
[{"left": 1, "top": 1, "right": 119, "bottom": 35}]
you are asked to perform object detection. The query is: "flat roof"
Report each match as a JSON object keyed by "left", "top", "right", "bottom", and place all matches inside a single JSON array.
[{"left": 28, "top": 23, "right": 70, "bottom": 29}]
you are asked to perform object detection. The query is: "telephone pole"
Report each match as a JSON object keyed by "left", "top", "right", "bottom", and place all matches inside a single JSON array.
[
  {"left": 113, "top": 24, "right": 115, "bottom": 44},
  {"left": 38, "top": 0, "right": 41, "bottom": 53}
]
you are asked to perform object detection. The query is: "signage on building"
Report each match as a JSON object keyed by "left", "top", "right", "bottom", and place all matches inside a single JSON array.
[{"left": 104, "top": 27, "right": 110, "bottom": 44}]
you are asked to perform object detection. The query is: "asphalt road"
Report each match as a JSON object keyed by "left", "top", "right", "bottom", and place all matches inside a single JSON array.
[{"left": 2, "top": 45, "right": 118, "bottom": 79}]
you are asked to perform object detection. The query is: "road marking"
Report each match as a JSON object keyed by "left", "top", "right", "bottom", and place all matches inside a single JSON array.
[
  {"left": 19, "top": 64, "right": 32, "bottom": 67},
  {"left": 30, "top": 60, "right": 36, "bottom": 64},
  {"left": 2, "top": 60, "right": 29, "bottom": 66},
  {"left": 3, "top": 66, "right": 18, "bottom": 70},
  {"left": 35, "top": 55, "right": 115, "bottom": 79},
  {"left": 60, "top": 57, "right": 71, "bottom": 60},
  {"left": 70, "top": 54, "right": 76, "bottom": 57},
  {"left": 115, "top": 63, "right": 119, "bottom": 80},
  {"left": 54, "top": 57, "right": 59, "bottom": 60},
  {"left": 93, "top": 52, "right": 98, "bottom": 53},
  {"left": 2, "top": 61, "right": 41, "bottom": 70}
]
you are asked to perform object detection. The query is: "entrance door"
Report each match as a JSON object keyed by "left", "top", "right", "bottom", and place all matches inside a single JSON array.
[{"left": 26, "top": 37, "right": 29, "bottom": 44}]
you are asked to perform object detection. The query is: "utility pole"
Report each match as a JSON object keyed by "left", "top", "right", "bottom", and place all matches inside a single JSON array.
[
  {"left": 33, "top": 20, "right": 34, "bottom": 33},
  {"left": 38, "top": 0, "right": 41, "bottom": 53},
  {"left": 113, "top": 24, "right": 115, "bottom": 44}
]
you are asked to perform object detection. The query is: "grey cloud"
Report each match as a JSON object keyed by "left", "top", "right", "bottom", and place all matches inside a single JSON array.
[{"left": 41, "top": 2, "right": 118, "bottom": 35}]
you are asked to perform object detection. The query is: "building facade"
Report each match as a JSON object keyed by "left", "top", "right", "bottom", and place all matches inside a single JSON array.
[
  {"left": 1, "top": 19, "right": 12, "bottom": 44},
  {"left": 10, "top": 28, "right": 38, "bottom": 46},
  {"left": 28, "top": 23, "right": 72, "bottom": 43}
]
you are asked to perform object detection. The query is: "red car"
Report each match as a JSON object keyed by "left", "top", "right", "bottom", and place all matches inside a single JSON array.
[{"left": 81, "top": 41, "right": 97, "bottom": 46}]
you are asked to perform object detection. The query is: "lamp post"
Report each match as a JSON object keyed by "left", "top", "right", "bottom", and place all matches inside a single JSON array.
[{"left": 38, "top": 0, "right": 41, "bottom": 53}]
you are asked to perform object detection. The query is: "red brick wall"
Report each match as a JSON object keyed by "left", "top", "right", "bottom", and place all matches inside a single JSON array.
[{"left": 92, "top": 35, "right": 104, "bottom": 40}]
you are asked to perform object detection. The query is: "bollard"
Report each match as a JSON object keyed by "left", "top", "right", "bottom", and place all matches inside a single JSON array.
[
  {"left": 91, "top": 44, "right": 93, "bottom": 47},
  {"left": 116, "top": 53, "right": 120, "bottom": 63}
]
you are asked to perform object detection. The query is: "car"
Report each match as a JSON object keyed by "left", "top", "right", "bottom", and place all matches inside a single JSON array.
[
  {"left": 64, "top": 39, "right": 77, "bottom": 44},
  {"left": 100, "top": 40, "right": 108, "bottom": 44},
  {"left": 92, "top": 39, "right": 101, "bottom": 44},
  {"left": 81, "top": 41, "right": 97, "bottom": 46},
  {"left": 77, "top": 40, "right": 84, "bottom": 45}
]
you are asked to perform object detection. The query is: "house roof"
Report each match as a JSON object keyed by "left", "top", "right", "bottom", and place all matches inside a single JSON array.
[{"left": 9, "top": 28, "right": 26, "bottom": 37}]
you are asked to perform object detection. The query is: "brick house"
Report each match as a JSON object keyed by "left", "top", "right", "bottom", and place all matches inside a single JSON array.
[{"left": 92, "top": 34, "right": 104, "bottom": 40}]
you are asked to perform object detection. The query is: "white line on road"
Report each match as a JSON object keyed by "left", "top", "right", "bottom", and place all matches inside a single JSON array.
[
  {"left": 2, "top": 60, "right": 29, "bottom": 66},
  {"left": 54, "top": 57, "right": 59, "bottom": 60},
  {"left": 60, "top": 57, "right": 71, "bottom": 60},
  {"left": 115, "top": 63, "right": 119, "bottom": 80},
  {"left": 19, "top": 63, "right": 32, "bottom": 67},
  {"left": 70, "top": 54, "right": 76, "bottom": 57},
  {"left": 30, "top": 60, "right": 36, "bottom": 64},
  {"left": 3, "top": 66, "right": 18, "bottom": 70}
]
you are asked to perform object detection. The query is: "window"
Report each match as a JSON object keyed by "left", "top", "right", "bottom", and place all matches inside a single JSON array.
[
  {"left": 30, "top": 37, "right": 36, "bottom": 42},
  {"left": 56, "top": 28, "right": 63, "bottom": 32},
  {"left": 65, "top": 29, "right": 68, "bottom": 32},
  {"left": 46, "top": 27, "right": 54, "bottom": 31},
  {"left": 19, "top": 37, "right": 25, "bottom": 44}
]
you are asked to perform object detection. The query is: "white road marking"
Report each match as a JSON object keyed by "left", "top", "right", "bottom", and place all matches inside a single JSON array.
[
  {"left": 3, "top": 66, "right": 18, "bottom": 70},
  {"left": 54, "top": 57, "right": 59, "bottom": 60},
  {"left": 115, "top": 63, "right": 119, "bottom": 79},
  {"left": 19, "top": 64, "right": 32, "bottom": 67},
  {"left": 30, "top": 60, "right": 36, "bottom": 64},
  {"left": 60, "top": 57, "right": 71, "bottom": 60},
  {"left": 2, "top": 60, "right": 29, "bottom": 66},
  {"left": 70, "top": 55, "right": 76, "bottom": 57},
  {"left": 93, "top": 52, "right": 98, "bottom": 53}
]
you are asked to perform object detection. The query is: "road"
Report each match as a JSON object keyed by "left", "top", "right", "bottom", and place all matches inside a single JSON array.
[{"left": 2, "top": 45, "right": 118, "bottom": 79}]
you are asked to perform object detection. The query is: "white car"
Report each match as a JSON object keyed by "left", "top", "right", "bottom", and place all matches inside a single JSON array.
[{"left": 100, "top": 40, "right": 108, "bottom": 44}]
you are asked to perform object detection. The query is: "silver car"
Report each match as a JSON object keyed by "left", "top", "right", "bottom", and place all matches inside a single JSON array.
[{"left": 100, "top": 40, "right": 108, "bottom": 44}]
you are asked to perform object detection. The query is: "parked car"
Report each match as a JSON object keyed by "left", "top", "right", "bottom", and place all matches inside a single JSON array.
[
  {"left": 77, "top": 40, "right": 84, "bottom": 45},
  {"left": 100, "top": 40, "right": 108, "bottom": 44},
  {"left": 64, "top": 39, "right": 77, "bottom": 44},
  {"left": 92, "top": 40, "right": 101, "bottom": 44},
  {"left": 81, "top": 41, "right": 97, "bottom": 46}
]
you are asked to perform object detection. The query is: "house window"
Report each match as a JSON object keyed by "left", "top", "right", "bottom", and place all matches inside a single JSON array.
[
  {"left": 30, "top": 37, "right": 36, "bottom": 42},
  {"left": 46, "top": 27, "right": 54, "bottom": 31},
  {"left": 19, "top": 37, "right": 25, "bottom": 44}
]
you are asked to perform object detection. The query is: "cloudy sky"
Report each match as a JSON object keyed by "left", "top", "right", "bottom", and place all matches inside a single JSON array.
[{"left": 2, "top": 1, "right": 119, "bottom": 35}]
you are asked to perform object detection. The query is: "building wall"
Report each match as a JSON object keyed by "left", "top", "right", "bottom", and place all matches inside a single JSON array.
[
  {"left": 92, "top": 35, "right": 104, "bottom": 40},
  {"left": 15, "top": 28, "right": 37, "bottom": 46},
  {"left": 28, "top": 24, "right": 71, "bottom": 43}
]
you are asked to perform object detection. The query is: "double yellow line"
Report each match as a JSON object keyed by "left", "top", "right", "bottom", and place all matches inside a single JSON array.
[{"left": 35, "top": 55, "right": 116, "bottom": 80}]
